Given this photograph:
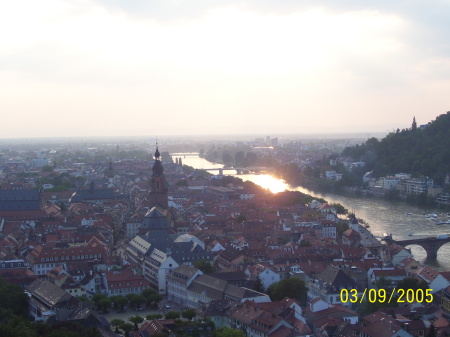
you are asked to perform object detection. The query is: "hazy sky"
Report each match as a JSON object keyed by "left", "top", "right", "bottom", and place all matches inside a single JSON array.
[{"left": 1, "top": 0, "right": 449, "bottom": 138}]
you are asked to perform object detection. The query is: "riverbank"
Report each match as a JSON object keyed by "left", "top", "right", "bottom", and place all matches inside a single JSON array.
[
  {"left": 181, "top": 154, "right": 450, "bottom": 271},
  {"left": 271, "top": 167, "right": 449, "bottom": 212}
]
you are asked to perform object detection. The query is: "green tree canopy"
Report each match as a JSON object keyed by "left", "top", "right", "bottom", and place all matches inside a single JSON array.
[
  {"left": 146, "top": 313, "right": 163, "bottom": 320},
  {"left": 193, "top": 259, "right": 215, "bottom": 274},
  {"left": 0, "top": 277, "right": 29, "bottom": 318},
  {"left": 129, "top": 315, "right": 144, "bottom": 330},
  {"left": 119, "top": 323, "right": 133, "bottom": 337},
  {"left": 110, "top": 319, "right": 125, "bottom": 333},
  {"left": 181, "top": 309, "right": 197, "bottom": 320},
  {"left": 267, "top": 278, "right": 307, "bottom": 305},
  {"left": 214, "top": 327, "right": 245, "bottom": 337},
  {"left": 165, "top": 311, "right": 181, "bottom": 319},
  {"left": 396, "top": 277, "right": 428, "bottom": 292}
]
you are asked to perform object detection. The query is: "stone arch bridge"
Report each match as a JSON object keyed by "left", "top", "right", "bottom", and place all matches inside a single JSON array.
[{"left": 384, "top": 235, "right": 450, "bottom": 259}]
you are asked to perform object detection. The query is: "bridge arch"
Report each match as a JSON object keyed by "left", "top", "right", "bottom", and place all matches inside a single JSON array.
[
  {"left": 387, "top": 236, "right": 450, "bottom": 260},
  {"left": 403, "top": 244, "right": 427, "bottom": 261}
]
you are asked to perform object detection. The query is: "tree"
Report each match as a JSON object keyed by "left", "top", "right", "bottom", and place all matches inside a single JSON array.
[
  {"left": 222, "top": 152, "right": 233, "bottom": 165},
  {"left": 76, "top": 295, "right": 93, "bottom": 305},
  {"left": 165, "top": 311, "right": 180, "bottom": 319},
  {"left": 142, "top": 288, "right": 157, "bottom": 297},
  {"left": 119, "top": 323, "right": 133, "bottom": 337},
  {"left": 358, "top": 296, "right": 398, "bottom": 316},
  {"left": 0, "top": 277, "right": 29, "bottom": 317},
  {"left": 253, "top": 276, "right": 265, "bottom": 293},
  {"left": 299, "top": 239, "right": 311, "bottom": 247},
  {"left": 131, "top": 295, "right": 146, "bottom": 309},
  {"left": 99, "top": 297, "right": 111, "bottom": 313},
  {"left": 111, "top": 319, "right": 125, "bottom": 333},
  {"left": 236, "top": 214, "right": 247, "bottom": 223},
  {"left": 91, "top": 293, "right": 107, "bottom": 311},
  {"left": 396, "top": 277, "right": 428, "bottom": 292},
  {"left": 267, "top": 278, "right": 307, "bottom": 305},
  {"left": 193, "top": 259, "right": 215, "bottom": 274},
  {"left": 114, "top": 295, "right": 127, "bottom": 311},
  {"left": 181, "top": 309, "right": 197, "bottom": 321},
  {"left": 214, "top": 327, "right": 245, "bottom": 337},
  {"left": 244, "top": 152, "right": 257, "bottom": 167},
  {"left": 129, "top": 315, "right": 144, "bottom": 331},
  {"left": 146, "top": 313, "right": 163, "bottom": 320},
  {"left": 42, "top": 165, "right": 54, "bottom": 172},
  {"left": 126, "top": 293, "right": 136, "bottom": 304},
  {"left": 412, "top": 116, "right": 417, "bottom": 131},
  {"left": 331, "top": 203, "right": 348, "bottom": 215},
  {"left": 375, "top": 275, "right": 392, "bottom": 290},
  {"left": 428, "top": 323, "right": 436, "bottom": 337},
  {"left": 147, "top": 293, "right": 163, "bottom": 307},
  {"left": 235, "top": 151, "right": 245, "bottom": 166},
  {"left": 175, "top": 179, "right": 188, "bottom": 187},
  {"left": 142, "top": 288, "right": 162, "bottom": 306}
]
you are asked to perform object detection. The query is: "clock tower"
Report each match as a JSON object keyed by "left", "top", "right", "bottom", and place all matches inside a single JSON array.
[{"left": 150, "top": 144, "right": 168, "bottom": 208}]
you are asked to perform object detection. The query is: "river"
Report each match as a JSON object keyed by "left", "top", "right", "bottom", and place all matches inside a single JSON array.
[{"left": 181, "top": 154, "right": 450, "bottom": 270}]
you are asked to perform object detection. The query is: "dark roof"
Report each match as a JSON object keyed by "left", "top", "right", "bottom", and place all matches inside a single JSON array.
[
  {"left": 0, "top": 189, "right": 41, "bottom": 210},
  {"left": 142, "top": 230, "right": 213, "bottom": 263},
  {"left": 199, "top": 299, "right": 232, "bottom": 317},
  {"left": 209, "top": 271, "right": 248, "bottom": 281},
  {"left": 140, "top": 207, "right": 172, "bottom": 230},
  {"left": 316, "top": 266, "right": 356, "bottom": 290},
  {"left": 69, "top": 189, "right": 122, "bottom": 203}
]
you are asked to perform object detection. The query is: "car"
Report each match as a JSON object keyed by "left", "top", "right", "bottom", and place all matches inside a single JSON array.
[{"left": 164, "top": 304, "right": 171, "bottom": 309}]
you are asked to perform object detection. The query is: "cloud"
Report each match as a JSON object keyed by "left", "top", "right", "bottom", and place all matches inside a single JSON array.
[{"left": 0, "top": 0, "right": 449, "bottom": 138}]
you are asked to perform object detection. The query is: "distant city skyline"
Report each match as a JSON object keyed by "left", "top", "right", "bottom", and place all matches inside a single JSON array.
[{"left": 1, "top": 1, "right": 449, "bottom": 138}]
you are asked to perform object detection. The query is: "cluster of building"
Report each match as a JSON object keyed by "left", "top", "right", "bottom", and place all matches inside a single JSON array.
[{"left": 1, "top": 144, "right": 450, "bottom": 336}]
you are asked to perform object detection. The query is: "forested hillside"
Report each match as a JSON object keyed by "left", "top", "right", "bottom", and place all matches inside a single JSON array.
[{"left": 342, "top": 112, "right": 450, "bottom": 184}]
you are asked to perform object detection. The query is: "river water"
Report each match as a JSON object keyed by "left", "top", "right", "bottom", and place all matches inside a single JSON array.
[{"left": 181, "top": 155, "right": 450, "bottom": 270}]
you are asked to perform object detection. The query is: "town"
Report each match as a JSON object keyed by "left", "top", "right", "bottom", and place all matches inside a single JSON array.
[{"left": 1, "top": 139, "right": 450, "bottom": 337}]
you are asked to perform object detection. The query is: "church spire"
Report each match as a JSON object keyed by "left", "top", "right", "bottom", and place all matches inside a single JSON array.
[
  {"left": 150, "top": 141, "right": 168, "bottom": 208},
  {"left": 155, "top": 141, "right": 160, "bottom": 160}
]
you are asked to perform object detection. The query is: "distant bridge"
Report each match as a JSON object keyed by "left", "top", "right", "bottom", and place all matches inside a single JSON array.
[
  {"left": 384, "top": 235, "right": 450, "bottom": 259},
  {"left": 203, "top": 166, "right": 273, "bottom": 172}
]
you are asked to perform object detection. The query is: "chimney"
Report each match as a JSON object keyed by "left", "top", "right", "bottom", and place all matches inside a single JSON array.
[{"left": 404, "top": 323, "right": 409, "bottom": 332}]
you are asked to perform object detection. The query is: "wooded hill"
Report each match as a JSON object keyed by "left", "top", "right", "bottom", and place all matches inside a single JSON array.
[{"left": 341, "top": 112, "right": 450, "bottom": 184}]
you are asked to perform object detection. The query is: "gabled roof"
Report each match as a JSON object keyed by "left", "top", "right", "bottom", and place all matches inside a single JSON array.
[
  {"left": 140, "top": 206, "right": 172, "bottom": 230},
  {"left": 316, "top": 265, "right": 356, "bottom": 289},
  {"left": 167, "top": 265, "right": 200, "bottom": 281},
  {"left": 187, "top": 274, "right": 228, "bottom": 300},
  {"left": 26, "top": 279, "right": 73, "bottom": 307}
]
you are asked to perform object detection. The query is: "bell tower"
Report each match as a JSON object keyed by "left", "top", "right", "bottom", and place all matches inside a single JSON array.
[{"left": 150, "top": 143, "right": 168, "bottom": 208}]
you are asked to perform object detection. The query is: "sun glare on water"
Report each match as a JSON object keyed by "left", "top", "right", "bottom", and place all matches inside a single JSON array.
[{"left": 242, "top": 174, "right": 289, "bottom": 194}]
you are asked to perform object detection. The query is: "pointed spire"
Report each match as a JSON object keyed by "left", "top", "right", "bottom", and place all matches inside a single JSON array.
[{"left": 155, "top": 140, "right": 160, "bottom": 160}]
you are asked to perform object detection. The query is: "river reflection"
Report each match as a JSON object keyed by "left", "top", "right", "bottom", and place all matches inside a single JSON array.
[{"left": 182, "top": 155, "right": 450, "bottom": 270}]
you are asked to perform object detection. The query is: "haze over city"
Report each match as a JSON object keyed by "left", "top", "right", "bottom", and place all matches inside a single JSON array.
[{"left": 1, "top": 0, "right": 449, "bottom": 138}]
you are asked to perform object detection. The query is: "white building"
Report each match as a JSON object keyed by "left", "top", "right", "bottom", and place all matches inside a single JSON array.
[
  {"left": 143, "top": 248, "right": 179, "bottom": 295},
  {"left": 167, "top": 265, "right": 203, "bottom": 305}
]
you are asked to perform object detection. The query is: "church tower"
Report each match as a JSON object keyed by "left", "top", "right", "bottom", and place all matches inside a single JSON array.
[{"left": 150, "top": 144, "right": 168, "bottom": 208}]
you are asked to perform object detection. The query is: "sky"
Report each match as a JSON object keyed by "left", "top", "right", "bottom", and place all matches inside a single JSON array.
[{"left": 1, "top": 0, "right": 449, "bottom": 138}]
